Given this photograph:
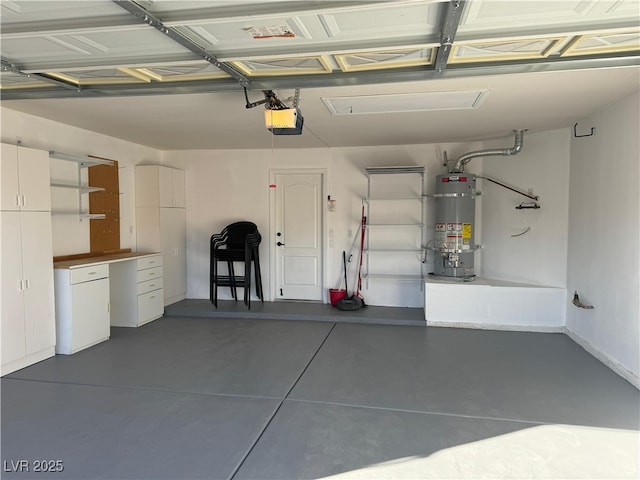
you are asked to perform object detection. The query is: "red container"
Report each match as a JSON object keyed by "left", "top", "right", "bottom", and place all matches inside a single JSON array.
[{"left": 329, "top": 289, "right": 347, "bottom": 306}]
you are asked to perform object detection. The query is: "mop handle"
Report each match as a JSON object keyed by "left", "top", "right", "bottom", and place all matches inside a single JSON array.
[{"left": 343, "top": 250, "right": 349, "bottom": 295}]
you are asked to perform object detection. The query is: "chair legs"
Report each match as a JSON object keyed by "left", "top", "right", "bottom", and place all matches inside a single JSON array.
[
  {"left": 253, "top": 248, "right": 264, "bottom": 302},
  {"left": 227, "top": 261, "right": 237, "bottom": 300},
  {"left": 209, "top": 228, "right": 263, "bottom": 309},
  {"left": 210, "top": 250, "right": 218, "bottom": 307},
  {"left": 210, "top": 256, "right": 257, "bottom": 309}
]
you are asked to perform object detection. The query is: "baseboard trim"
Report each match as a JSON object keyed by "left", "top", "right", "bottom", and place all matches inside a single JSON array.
[
  {"left": 563, "top": 327, "right": 639, "bottom": 390},
  {"left": 1, "top": 347, "right": 55, "bottom": 377},
  {"left": 427, "top": 320, "right": 564, "bottom": 333}
]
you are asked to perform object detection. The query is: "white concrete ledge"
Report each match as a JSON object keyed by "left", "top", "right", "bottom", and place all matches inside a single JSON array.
[{"left": 425, "top": 276, "right": 566, "bottom": 331}]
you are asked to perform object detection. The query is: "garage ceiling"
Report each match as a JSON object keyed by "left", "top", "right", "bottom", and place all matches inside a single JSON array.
[{"left": 1, "top": 0, "right": 639, "bottom": 150}]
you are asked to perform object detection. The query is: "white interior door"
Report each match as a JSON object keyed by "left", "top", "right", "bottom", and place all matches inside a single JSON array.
[{"left": 274, "top": 172, "right": 323, "bottom": 301}]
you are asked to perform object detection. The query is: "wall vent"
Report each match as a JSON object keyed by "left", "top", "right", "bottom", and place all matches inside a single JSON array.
[{"left": 322, "top": 90, "right": 489, "bottom": 115}]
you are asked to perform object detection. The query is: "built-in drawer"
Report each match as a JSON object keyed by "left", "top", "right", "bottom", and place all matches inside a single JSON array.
[
  {"left": 137, "top": 255, "right": 163, "bottom": 271},
  {"left": 69, "top": 264, "right": 109, "bottom": 285},
  {"left": 137, "top": 277, "right": 164, "bottom": 295},
  {"left": 136, "top": 266, "right": 162, "bottom": 283},
  {"left": 137, "top": 290, "right": 164, "bottom": 324}
]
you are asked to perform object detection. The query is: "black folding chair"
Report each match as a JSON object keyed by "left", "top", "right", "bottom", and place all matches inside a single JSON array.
[{"left": 210, "top": 222, "right": 263, "bottom": 308}]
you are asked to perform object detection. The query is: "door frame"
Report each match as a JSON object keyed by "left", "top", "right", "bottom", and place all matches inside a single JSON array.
[{"left": 269, "top": 168, "right": 328, "bottom": 303}]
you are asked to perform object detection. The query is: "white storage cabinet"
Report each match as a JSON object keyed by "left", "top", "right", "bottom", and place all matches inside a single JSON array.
[
  {"left": 54, "top": 264, "right": 110, "bottom": 355},
  {"left": 1, "top": 143, "right": 56, "bottom": 376},
  {"left": 135, "top": 166, "right": 186, "bottom": 306},
  {"left": 1, "top": 143, "right": 51, "bottom": 212},
  {"left": 110, "top": 254, "right": 164, "bottom": 327}
]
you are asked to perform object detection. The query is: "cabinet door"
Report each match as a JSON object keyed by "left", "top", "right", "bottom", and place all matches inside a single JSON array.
[
  {"left": 71, "top": 278, "right": 110, "bottom": 352},
  {"left": 21, "top": 212, "right": 56, "bottom": 355},
  {"left": 135, "top": 165, "right": 160, "bottom": 207},
  {"left": 158, "top": 167, "right": 174, "bottom": 207},
  {"left": 172, "top": 169, "right": 186, "bottom": 207},
  {"left": 17, "top": 146, "right": 51, "bottom": 212},
  {"left": 135, "top": 207, "right": 161, "bottom": 251},
  {"left": 160, "top": 207, "right": 186, "bottom": 304},
  {"left": 1, "top": 212, "right": 26, "bottom": 365},
  {"left": 137, "top": 289, "right": 164, "bottom": 325},
  {"left": 1, "top": 144, "right": 20, "bottom": 211},
  {"left": 159, "top": 167, "right": 185, "bottom": 207}
]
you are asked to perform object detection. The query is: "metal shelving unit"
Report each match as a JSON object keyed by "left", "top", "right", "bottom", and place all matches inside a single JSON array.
[
  {"left": 49, "top": 151, "right": 113, "bottom": 221},
  {"left": 363, "top": 166, "right": 426, "bottom": 285}
]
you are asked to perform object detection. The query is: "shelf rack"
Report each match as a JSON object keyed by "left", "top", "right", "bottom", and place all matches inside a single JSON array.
[
  {"left": 49, "top": 151, "right": 114, "bottom": 167},
  {"left": 49, "top": 151, "right": 113, "bottom": 220},
  {"left": 363, "top": 166, "right": 426, "bottom": 284}
]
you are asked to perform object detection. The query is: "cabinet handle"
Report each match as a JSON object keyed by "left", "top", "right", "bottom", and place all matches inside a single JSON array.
[
  {"left": 24, "top": 279, "right": 30, "bottom": 290},
  {"left": 21, "top": 195, "right": 26, "bottom": 207},
  {"left": 150, "top": 296, "right": 156, "bottom": 299},
  {"left": 149, "top": 284, "right": 156, "bottom": 288},
  {"left": 15, "top": 195, "right": 20, "bottom": 207},
  {"left": 17, "top": 280, "right": 24, "bottom": 291},
  {"left": 87, "top": 271, "right": 97, "bottom": 275}
]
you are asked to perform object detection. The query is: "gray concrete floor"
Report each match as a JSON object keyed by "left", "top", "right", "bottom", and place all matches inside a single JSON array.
[{"left": 2, "top": 305, "right": 639, "bottom": 479}]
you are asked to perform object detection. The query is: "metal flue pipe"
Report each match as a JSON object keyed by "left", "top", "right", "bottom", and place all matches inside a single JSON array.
[{"left": 451, "top": 129, "right": 525, "bottom": 173}]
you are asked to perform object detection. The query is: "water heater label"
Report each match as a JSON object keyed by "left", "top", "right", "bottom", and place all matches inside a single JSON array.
[
  {"left": 462, "top": 223, "right": 472, "bottom": 249},
  {"left": 436, "top": 223, "right": 473, "bottom": 250},
  {"left": 444, "top": 223, "right": 461, "bottom": 250},
  {"left": 442, "top": 176, "right": 467, "bottom": 182},
  {"left": 435, "top": 223, "right": 446, "bottom": 248},
  {"left": 447, "top": 223, "right": 462, "bottom": 233}
]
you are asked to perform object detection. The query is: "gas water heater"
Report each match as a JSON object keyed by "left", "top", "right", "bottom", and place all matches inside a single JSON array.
[
  {"left": 432, "top": 173, "right": 478, "bottom": 279},
  {"left": 431, "top": 129, "right": 526, "bottom": 280}
]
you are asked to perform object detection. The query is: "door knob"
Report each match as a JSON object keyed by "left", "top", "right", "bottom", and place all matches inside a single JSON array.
[{"left": 277, "top": 241, "right": 285, "bottom": 246}]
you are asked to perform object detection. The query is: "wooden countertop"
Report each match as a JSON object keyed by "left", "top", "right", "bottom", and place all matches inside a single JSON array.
[{"left": 53, "top": 252, "right": 162, "bottom": 269}]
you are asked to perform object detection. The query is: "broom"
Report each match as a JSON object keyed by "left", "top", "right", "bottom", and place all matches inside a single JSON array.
[
  {"left": 336, "top": 251, "right": 364, "bottom": 311},
  {"left": 355, "top": 205, "right": 367, "bottom": 307}
]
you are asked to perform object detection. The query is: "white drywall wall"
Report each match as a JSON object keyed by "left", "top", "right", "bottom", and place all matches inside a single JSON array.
[
  {"left": 163, "top": 142, "right": 484, "bottom": 307},
  {"left": 0, "top": 107, "right": 161, "bottom": 256},
  {"left": 3, "top": 105, "right": 575, "bottom": 314},
  {"left": 566, "top": 90, "right": 640, "bottom": 387},
  {"left": 164, "top": 132, "right": 573, "bottom": 310},
  {"left": 480, "top": 129, "right": 570, "bottom": 288}
]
